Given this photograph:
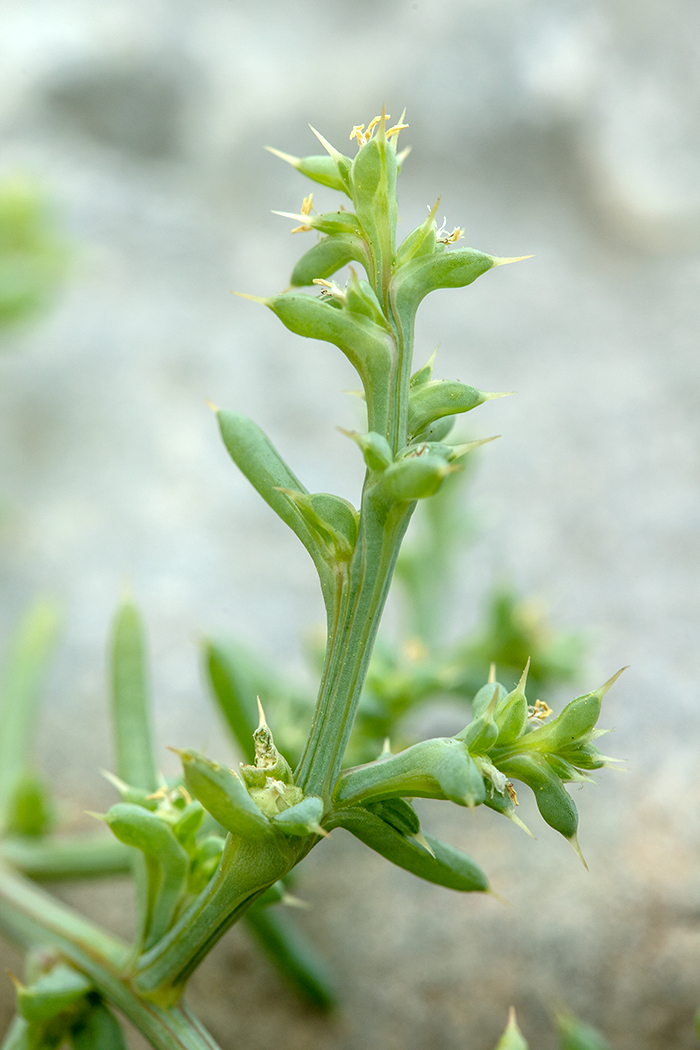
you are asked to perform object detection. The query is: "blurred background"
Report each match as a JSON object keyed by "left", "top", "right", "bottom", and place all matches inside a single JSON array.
[{"left": 1, "top": 0, "right": 700, "bottom": 1047}]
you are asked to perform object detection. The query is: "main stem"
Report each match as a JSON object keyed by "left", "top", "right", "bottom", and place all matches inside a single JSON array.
[
  {"left": 296, "top": 267, "right": 415, "bottom": 798},
  {"left": 295, "top": 495, "right": 413, "bottom": 798}
]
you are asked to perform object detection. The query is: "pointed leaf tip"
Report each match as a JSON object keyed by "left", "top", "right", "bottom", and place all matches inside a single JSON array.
[
  {"left": 308, "top": 124, "right": 343, "bottom": 162},
  {"left": 569, "top": 833, "right": 589, "bottom": 871},
  {"left": 265, "top": 145, "right": 300, "bottom": 166},
  {"left": 256, "top": 696, "right": 267, "bottom": 730},
  {"left": 234, "top": 292, "right": 269, "bottom": 305},
  {"left": 596, "top": 666, "right": 628, "bottom": 698},
  {"left": 487, "top": 887, "right": 511, "bottom": 907},
  {"left": 205, "top": 399, "right": 219, "bottom": 414},
  {"left": 516, "top": 658, "right": 531, "bottom": 693},
  {"left": 493, "top": 255, "right": 535, "bottom": 266}
]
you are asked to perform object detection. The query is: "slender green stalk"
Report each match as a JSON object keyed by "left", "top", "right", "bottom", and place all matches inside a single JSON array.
[{"left": 296, "top": 497, "right": 414, "bottom": 797}]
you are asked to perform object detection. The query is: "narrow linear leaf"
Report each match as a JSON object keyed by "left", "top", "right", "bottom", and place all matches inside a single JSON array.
[
  {"left": 203, "top": 640, "right": 258, "bottom": 763},
  {"left": 110, "top": 602, "right": 158, "bottom": 794},
  {"left": 0, "top": 600, "right": 61, "bottom": 830},
  {"left": 216, "top": 410, "right": 335, "bottom": 613}
]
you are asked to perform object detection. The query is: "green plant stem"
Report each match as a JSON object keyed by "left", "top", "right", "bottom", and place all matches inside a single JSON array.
[
  {"left": 0, "top": 863, "right": 220, "bottom": 1050},
  {"left": 133, "top": 834, "right": 298, "bottom": 1005},
  {"left": 296, "top": 494, "right": 414, "bottom": 798},
  {"left": 0, "top": 833, "right": 132, "bottom": 881}
]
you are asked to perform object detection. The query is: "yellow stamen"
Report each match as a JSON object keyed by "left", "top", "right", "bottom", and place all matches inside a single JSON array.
[
  {"left": 506, "top": 781, "right": 519, "bottom": 806},
  {"left": 350, "top": 114, "right": 391, "bottom": 147},
  {"left": 290, "top": 193, "right": 314, "bottom": 233},
  {"left": 528, "top": 698, "right": 553, "bottom": 723},
  {"left": 386, "top": 122, "right": 409, "bottom": 139},
  {"left": 439, "top": 226, "right": 463, "bottom": 245}
]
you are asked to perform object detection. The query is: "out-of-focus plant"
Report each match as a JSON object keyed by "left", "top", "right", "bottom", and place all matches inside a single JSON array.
[
  {"left": 493, "top": 1007, "right": 612, "bottom": 1049},
  {"left": 0, "top": 111, "right": 622, "bottom": 1050},
  {"left": 0, "top": 177, "right": 69, "bottom": 333}
]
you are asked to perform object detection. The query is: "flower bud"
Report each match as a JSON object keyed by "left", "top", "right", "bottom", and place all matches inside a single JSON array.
[
  {"left": 435, "top": 745, "right": 486, "bottom": 807},
  {"left": 102, "top": 771, "right": 159, "bottom": 811},
  {"left": 557, "top": 742, "right": 608, "bottom": 771},
  {"left": 240, "top": 713, "right": 295, "bottom": 788},
  {"left": 274, "top": 209, "right": 362, "bottom": 237},
  {"left": 544, "top": 754, "right": 592, "bottom": 784}
]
